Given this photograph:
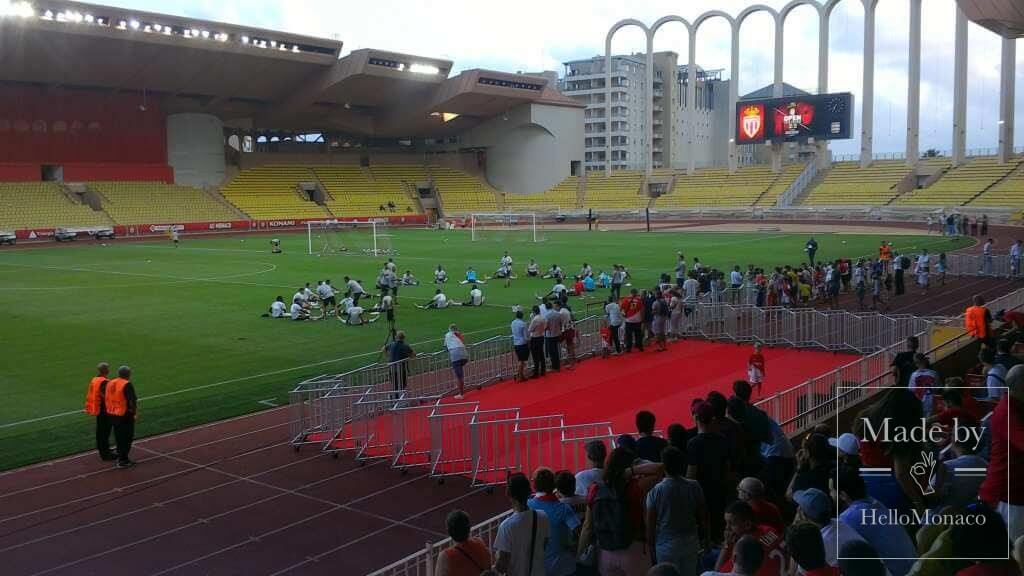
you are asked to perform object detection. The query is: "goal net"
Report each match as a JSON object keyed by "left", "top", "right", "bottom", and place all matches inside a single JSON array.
[
  {"left": 470, "top": 213, "right": 543, "bottom": 243},
  {"left": 307, "top": 220, "right": 394, "bottom": 256}
]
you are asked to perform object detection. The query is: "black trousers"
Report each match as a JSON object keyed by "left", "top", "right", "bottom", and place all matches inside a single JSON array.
[
  {"left": 624, "top": 322, "right": 644, "bottom": 352},
  {"left": 111, "top": 415, "right": 135, "bottom": 462},
  {"left": 95, "top": 414, "right": 114, "bottom": 458},
  {"left": 808, "top": 250, "right": 816, "bottom": 266},
  {"left": 391, "top": 363, "right": 408, "bottom": 392},
  {"left": 545, "top": 336, "right": 561, "bottom": 371},
  {"left": 608, "top": 324, "right": 622, "bottom": 353},
  {"left": 610, "top": 283, "right": 621, "bottom": 301},
  {"left": 895, "top": 269, "right": 905, "bottom": 295},
  {"left": 530, "top": 336, "right": 546, "bottom": 377}
]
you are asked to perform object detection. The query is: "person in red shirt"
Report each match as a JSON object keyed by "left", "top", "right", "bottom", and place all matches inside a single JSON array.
[
  {"left": 620, "top": 288, "right": 645, "bottom": 353},
  {"left": 747, "top": 343, "right": 766, "bottom": 396},
  {"left": 786, "top": 522, "right": 840, "bottom": 576},
  {"left": 736, "top": 477, "right": 784, "bottom": 534},
  {"left": 978, "top": 364, "right": 1024, "bottom": 542},
  {"left": 572, "top": 277, "right": 585, "bottom": 297},
  {"left": 434, "top": 509, "right": 492, "bottom": 576},
  {"left": 996, "top": 309, "right": 1024, "bottom": 332},
  {"left": 714, "top": 500, "right": 785, "bottom": 576}
]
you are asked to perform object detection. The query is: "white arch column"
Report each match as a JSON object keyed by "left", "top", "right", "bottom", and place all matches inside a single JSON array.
[
  {"left": 998, "top": 37, "right": 1016, "bottom": 164},
  {"left": 688, "top": 33, "right": 697, "bottom": 175},
  {"left": 772, "top": 15, "right": 784, "bottom": 173},
  {"left": 645, "top": 41, "right": 655, "bottom": 175},
  {"left": 860, "top": 0, "right": 878, "bottom": 168},
  {"left": 604, "top": 39, "right": 613, "bottom": 176},
  {"left": 952, "top": 6, "right": 968, "bottom": 167},
  {"left": 729, "top": 27, "right": 740, "bottom": 173},
  {"left": 816, "top": 7, "right": 831, "bottom": 170},
  {"left": 905, "top": 0, "right": 922, "bottom": 167}
]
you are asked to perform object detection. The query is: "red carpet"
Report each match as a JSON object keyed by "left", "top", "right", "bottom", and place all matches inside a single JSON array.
[{"left": 458, "top": 340, "right": 859, "bottom": 431}]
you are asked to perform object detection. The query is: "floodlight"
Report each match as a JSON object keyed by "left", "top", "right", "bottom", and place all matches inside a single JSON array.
[
  {"left": 291, "top": 45, "right": 299, "bottom": 53},
  {"left": 143, "top": 24, "right": 151, "bottom": 32},
  {"left": 189, "top": 28, "right": 198, "bottom": 36},
  {"left": 117, "top": 19, "right": 126, "bottom": 29},
  {"left": 84, "top": 14, "right": 94, "bottom": 23},
  {"left": 129, "top": 19, "right": 140, "bottom": 29},
  {"left": 200, "top": 30, "right": 209, "bottom": 38},
  {"left": 408, "top": 63, "right": 439, "bottom": 75},
  {"left": 2, "top": 1, "right": 35, "bottom": 18},
  {"left": 270, "top": 40, "right": 277, "bottom": 47},
  {"left": 241, "top": 35, "right": 249, "bottom": 43},
  {"left": 42, "top": 9, "right": 54, "bottom": 20}
]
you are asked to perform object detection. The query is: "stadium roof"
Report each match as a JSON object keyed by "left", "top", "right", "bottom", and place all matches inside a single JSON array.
[
  {"left": 0, "top": 0, "right": 580, "bottom": 137},
  {"left": 958, "top": 0, "right": 1024, "bottom": 38}
]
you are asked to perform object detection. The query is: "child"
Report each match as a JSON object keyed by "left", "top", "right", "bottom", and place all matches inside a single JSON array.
[
  {"left": 600, "top": 325, "right": 612, "bottom": 358},
  {"left": 748, "top": 343, "right": 766, "bottom": 396},
  {"left": 572, "top": 276, "right": 585, "bottom": 297}
]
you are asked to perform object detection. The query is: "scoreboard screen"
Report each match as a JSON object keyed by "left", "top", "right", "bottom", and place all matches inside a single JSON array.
[{"left": 736, "top": 92, "right": 853, "bottom": 144}]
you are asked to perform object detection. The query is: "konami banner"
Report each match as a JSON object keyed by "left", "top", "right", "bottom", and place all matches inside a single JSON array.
[{"left": 736, "top": 92, "right": 853, "bottom": 144}]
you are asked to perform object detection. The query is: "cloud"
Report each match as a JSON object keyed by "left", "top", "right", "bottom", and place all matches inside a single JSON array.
[{"left": 88, "top": 0, "right": 1023, "bottom": 156}]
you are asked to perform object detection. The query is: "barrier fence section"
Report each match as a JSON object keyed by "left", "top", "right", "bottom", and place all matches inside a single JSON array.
[{"left": 945, "top": 252, "right": 1020, "bottom": 278}]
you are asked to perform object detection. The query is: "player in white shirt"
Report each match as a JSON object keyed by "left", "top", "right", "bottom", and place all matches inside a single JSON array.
[
  {"left": 344, "top": 276, "right": 369, "bottom": 306},
  {"left": 525, "top": 259, "right": 540, "bottom": 277},
  {"left": 316, "top": 280, "right": 337, "bottom": 317},
  {"left": 499, "top": 251, "right": 513, "bottom": 269},
  {"left": 434, "top": 265, "right": 448, "bottom": 284},
  {"left": 269, "top": 296, "right": 289, "bottom": 318},
  {"left": 418, "top": 289, "right": 450, "bottom": 309},
  {"left": 289, "top": 298, "right": 309, "bottom": 321},
  {"left": 580, "top": 263, "right": 593, "bottom": 279},
  {"left": 385, "top": 258, "right": 397, "bottom": 273},
  {"left": 455, "top": 284, "right": 485, "bottom": 306},
  {"left": 542, "top": 264, "right": 563, "bottom": 281},
  {"left": 170, "top": 228, "right": 179, "bottom": 247},
  {"left": 401, "top": 270, "right": 420, "bottom": 286},
  {"left": 915, "top": 249, "right": 931, "bottom": 293},
  {"left": 1011, "top": 239, "right": 1022, "bottom": 277}
]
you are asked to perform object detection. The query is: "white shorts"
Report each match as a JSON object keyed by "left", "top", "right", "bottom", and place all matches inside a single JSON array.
[{"left": 748, "top": 367, "right": 763, "bottom": 384}]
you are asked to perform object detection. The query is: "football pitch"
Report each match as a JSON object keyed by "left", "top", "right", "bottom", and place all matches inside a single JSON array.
[{"left": 0, "top": 227, "right": 970, "bottom": 470}]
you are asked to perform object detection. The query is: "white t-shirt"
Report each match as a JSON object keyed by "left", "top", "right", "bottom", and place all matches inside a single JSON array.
[
  {"left": 605, "top": 302, "right": 623, "bottom": 327},
  {"left": 501, "top": 255, "right": 513, "bottom": 267},
  {"left": 339, "top": 297, "right": 354, "bottom": 311},
  {"left": 559, "top": 307, "right": 573, "bottom": 331},
  {"left": 730, "top": 270, "right": 743, "bottom": 285},
  {"left": 317, "top": 284, "right": 334, "bottom": 299},
  {"left": 493, "top": 509, "right": 550, "bottom": 576},
  {"left": 270, "top": 301, "right": 287, "bottom": 318},
  {"left": 469, "top": 288, "right": 483, "bottom": 306},
  {"left": 575, "top": 468, "right": 603, "bottom": 496},
  {"left": 1011, "top": 243, "right": 1021, "bottom": 258},
  {"left": 347, "top": 306, "right": 364, "bottom": 325},
  {"left": 917, "top": 254, "right": 930, "bottom": 270},
  {"left": 432, "top": 293, "right": 449, "bottom": 308},
  {"left": 983, "top": 242, "right": 993, "bottom": 256},
  {"left": 289, "top": 302, "right": 303, "bottom": 319},
  {"left": 435, "top": 269, "right": 447, "bottom": 280},
  {"left": 347, "top": 279, "right": 365, "bottom": 294},
  {"left": 552, "top": 283, "right": 567, "bottom": 296},
  {"left": 303, "top": 288, "right": 315, "bottom": 300},
  {"left": 293, "top": 291, "right": 306, "bottom": 303},
  {"left": 171, "top": 230, "right": 179, "bottom": 240},
  {"left": 683, "top": 278, "right": 700, "bottom": 301},
  {"left": 386, "top": 261, "right": 397, "bottom": 272},
  {"left": 380, "top": 294, "right": 393, "bottom": 310},
  {"left": 527, "top": 262, "right": 539, "bottom": 273}
]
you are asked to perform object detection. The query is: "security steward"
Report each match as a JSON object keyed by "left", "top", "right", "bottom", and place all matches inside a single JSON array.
[
  {"left": 106, "top": 365, "right": 139, "bottom": 469},
  {"left": 83, "top": 362, "right": 116, "bottom": 461},
  {"left": 965, "top": 294, "right": 994, "bottom": 347}
]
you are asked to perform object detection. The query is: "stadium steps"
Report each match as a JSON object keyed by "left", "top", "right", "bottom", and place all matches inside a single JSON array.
[
  {"left": 219, "top": 165, "right": 332, "bottom": 220},
  {"left": 653, "top": 165, "right": 779, "bottom": 208},
  {"left": 754, "top": 164, "right": 805, "bottom": 207},
  {"left": 0, "top": 182, "right": 115, "bottom": 230},
  {"left": 429, "top": 166, "right": 500, "bottom": 214},
  {"left": 581, "top": 171, "right": 647, "bottom": 211},
  {"left": 894, "top": 155, "right": 1020, "bottom": 207},
  {"left": 965, "top": 156, "right": 1024, "bottom": 207},
  {"left": 504, "top": 176, "right": 579, "bottom": 212},
  {"left": 800, "top": 160, "right": 910, "bottom": 205},
  {"left": 90, "top": 181, "right": 239, "bottom": 225},
  {"left": 205, "top": 188, "right": 250, "bottom": 219}
]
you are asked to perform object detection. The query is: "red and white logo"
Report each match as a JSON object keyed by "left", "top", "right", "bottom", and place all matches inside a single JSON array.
[{"left": 738, "top": 104, "right": 765, "bottom": 142}]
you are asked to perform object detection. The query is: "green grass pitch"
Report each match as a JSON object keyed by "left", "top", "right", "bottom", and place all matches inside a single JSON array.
[{"left": 0, "top": 227, "right": 970, "bottom": 470}]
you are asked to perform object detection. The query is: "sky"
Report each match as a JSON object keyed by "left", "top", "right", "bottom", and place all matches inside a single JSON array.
[{"left": 92, "top": 0, "right": 1023, "bottom": 157}]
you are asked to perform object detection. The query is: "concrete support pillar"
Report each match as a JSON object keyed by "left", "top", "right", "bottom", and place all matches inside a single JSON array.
[
  {"left": 952, "top": 6, "right": 968, "bottom": 167},
  {"left": 816, "top": 10, "right": 831, "bottom": 170},
  {"left": 687, "top": 33, "right": 697, "bottom": 175},
  {"left": 729, "top": 27, "right": 740, "bottom": 173},
  {"left": 860, "top": 0, "right": 878, "bottom": 168},
  {"left": 998, "top": 37, "right": 1016, "bottom": 164},
  {"left": 646, "top": 40, "right": 655, "bottom": 175},
  {"left": 905, "top": 0, "right": 922, "bottom": 167},
  {"left": 772, "top": 16, "right": 784, "bottom": 174}
]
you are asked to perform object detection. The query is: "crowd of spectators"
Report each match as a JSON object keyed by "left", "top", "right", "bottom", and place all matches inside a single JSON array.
[{"left": 435, "top": 332, "right": 1024, "bottom": 576}]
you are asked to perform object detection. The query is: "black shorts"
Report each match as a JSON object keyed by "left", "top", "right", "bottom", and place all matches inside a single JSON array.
[
  {"left": 527, "top": 271, "right": 538, "bottom": 277},
  {"left": 514, "top": 344, "right": 531, "bottom": 362},
  {"left": 323, "top": 296, "right": 336, "bottom": 307}
]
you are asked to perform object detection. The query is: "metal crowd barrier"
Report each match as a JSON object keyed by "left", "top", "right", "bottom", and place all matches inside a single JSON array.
[{"left": 945, "top": 252, "right": 1017, "bottom": 278}]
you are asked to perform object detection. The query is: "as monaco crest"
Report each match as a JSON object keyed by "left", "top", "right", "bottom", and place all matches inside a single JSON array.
[{"left": 740, "top": 104, "right": 764, "bottom": 142}]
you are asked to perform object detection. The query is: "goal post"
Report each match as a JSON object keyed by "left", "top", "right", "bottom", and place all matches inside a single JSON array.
[
  {"left": 307, "top": 220, "right": 389, "bottom": 256},
  {"left": 470, "top": 213, "right": 542, "bottom": 243}
]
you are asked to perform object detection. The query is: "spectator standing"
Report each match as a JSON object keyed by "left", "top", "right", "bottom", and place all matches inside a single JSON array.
[
  {"left": 611, "top": 265, "right": 625, "bottom": 301},
  {"left": 494, "top": 473, "right": 550, "bottom": 576},
  {"left": 560, "top": 302, "right": 577, "bottom": 369},
  {"left": 651, "top": 291, "right": 670, "bottom": 352},
  {"left": 687, "top": 403, "right": 732, "bottom": 540},
  {"left": 606, "top": 295, "right": 625, "bottom": 355},
  {"left": 575, "top": 440, "right": 607, "bottom": 498},
  {"left": 890, "top": 336, "right": 919, "bottom": 388},
  {"left": 893, "top": 251, "right": 906, "bottom": 296},
  {"left": 622, "top": 289, "right": 646, "bottom": 353},
  {"left": 511, "top": 310, "right": 530, "bottom": 382},
  {"left": 527, "top": 468, "right": 580, "bottom": 576},
  {"left": 981, "top": 348, "right": 1008, "bottom": 401},
  {"left": 981, "top": 214, "right": 989, "bottom": 236},
  {"left": 676, "top": 254, "right": 688, "bottom": 288},
  {"left": 435, "top": 510, "right": 492, "bottom": 576},
  {"left": 106, "top": 365, "right": 138, "bottom": 468},
  {"left": 786, "top": 433, "right": 834, "bottom": 501},
  {"left": 759, "top": 414, "right": 796, "bottom": 505},
  {"left": 528, "top": 305, "right": 548, "bottom": 379},
  {"left": 383, "top": 331, "right": 415, "bottom": 394},
  {"left": 1011, "top": 239, "right": 1022, "bottom": 277},
  {"left": 965, "top": 295, "right": 994, "bottom": 346},
  {"left": 444, "top": 324, "right": 469, "bottom": 399},
  {"left": 636, "top": 410, "right": 669, "bottom": 463},
  {"left": 830, "top": 466, "right": 915, "bottom": 576},
  {"left": 978, "top": 365, "right": 1024, "bottom": 542},
  {"left": 806, "top": 237, "right": 818, "bottom": 266},
  {"left": 545, "top": 301, "right": 564, "bottom": 372},
  {"left": 982, "top": 238, "right": 995, "bottom": 275},
  {"left": 646, "top": 446, "right": 707, "bottom": 576},
  {"left": 84, "top": 362, "right": 116, "bottom": 461}
]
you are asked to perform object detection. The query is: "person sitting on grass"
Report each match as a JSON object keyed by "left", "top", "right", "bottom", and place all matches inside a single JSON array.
[
  {"left": 459, "top": 266, "right": 486, "bottom": 285},
  {"left": 266, "top": 296, "right": 289, "bottom": 318},
  {"left": 418, "top": 288, "right": 450, "bottom": 310},
  {"left": 526, "top": 259, "right": 540, "bottom": 277},
  {"left": 571, "top": 276, "right": 586, "bottom": 297},
  {"left": 453, "top": 284, "right": 485, "bottom": 307},
  {"left": 290, "top": 297, "right": 310, "bottom": 321},
  {"left": 401, "top": 270, "right": 420, "bottom": 286},
  {"left": 434, "top": 265, "right": 448, "bottom": 284},
  {"left": 583, "top": 274, "right": 596, "bottom": 292},
  {"left": 597, "top": 269, "right": 610, "bottom": 289},
  {"left": 542, "top": 263, "right": 564, "bottom": 281},
  {"left": 338, "top": 298, "right": 379, "bottom": 325}
]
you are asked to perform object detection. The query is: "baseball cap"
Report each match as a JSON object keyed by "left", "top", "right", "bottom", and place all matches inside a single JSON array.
[
  {"left": 829, "top": 433, "right": 861, "bottom": 456},
  {"left": 793, "top": 488, "right": 832, "bottom": 524}
]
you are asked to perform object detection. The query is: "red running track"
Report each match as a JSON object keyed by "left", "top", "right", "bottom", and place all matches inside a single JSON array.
[{"left": 0, "top": 340, "right": 856, "bottom": 576}]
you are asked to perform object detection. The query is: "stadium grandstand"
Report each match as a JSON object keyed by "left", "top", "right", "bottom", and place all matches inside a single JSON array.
[{"left": 3, "top": 1, "right": 1024, "bottom": 576}]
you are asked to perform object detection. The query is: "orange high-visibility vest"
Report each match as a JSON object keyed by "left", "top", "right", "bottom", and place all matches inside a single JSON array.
[
  {"left": 879, "top": 246, "right": 892, "bottom": 261},
  {"left": 84, "top": 376, "right": 107, "bottom": 416},
  {"left": 105, "top": 378, "right": 130, "bottom": 417},
  {"left": 965, "top": 306, "right": 989, "bottom": 339}
]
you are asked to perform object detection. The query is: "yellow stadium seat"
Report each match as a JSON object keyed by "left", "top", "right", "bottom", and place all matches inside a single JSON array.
[
  {"left": 313, "top": 165, "right": 422, "bottom": 218},
  {"left": 0, "top": 182, "right": 112, "bottom": 230},
  {"left": 802, "top": 160, "right": 912, "bottom": 206},
  {"left": 219, "top": 165, "right": 331, "bottom": 220},
  {"left": 431, "top": 167, "right": 499, "bottom": 213},
  {"left": 582, "top": 171, "right": 647, "bottom": 210},
  {"left": 504, "top": 176, "right": 579, "bottom": 211},
  {"left": 91, "top": 181, "right": 238, "bottom": 224},
  {"left": 654, "top": 164, "right": 803, "bottom": 208},
  {"left": 897, "top": 156, "right": 1022, "bottom": 207}
]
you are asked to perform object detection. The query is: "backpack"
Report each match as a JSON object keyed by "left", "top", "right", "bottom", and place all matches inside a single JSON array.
[
  {"left": 901, "top": 256, "right": 911, "bottom": 269},
  {"left": 592, "top": 482, "right": 632, "bottom": 551}
]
